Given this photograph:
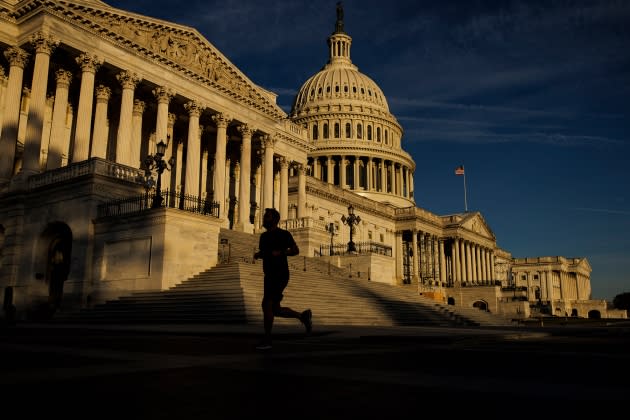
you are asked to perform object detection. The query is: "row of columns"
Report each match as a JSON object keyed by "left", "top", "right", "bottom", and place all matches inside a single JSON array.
[
  {"left": 450, "top": 237, "right": 495, "bottom": 285},
  {"left": 516, "top": 269, "right": 587, "bottom": 303},
  {"left": 0, "top": 35, "right": 308, "bottom": 231},
  {"left": 310, "top": 155, "right": 412, "bottom": 198},
  {"left": 399, "top": 231, "right": 497, "bottom": 287}
]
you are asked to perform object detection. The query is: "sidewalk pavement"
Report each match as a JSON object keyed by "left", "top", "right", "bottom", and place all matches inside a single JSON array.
[{"left": 1, "top": 321, "right": 628, "bottom": 419}]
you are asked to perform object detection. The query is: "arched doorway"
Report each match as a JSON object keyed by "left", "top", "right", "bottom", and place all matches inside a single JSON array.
[
  {"left": 588, "top": 310, "right": 601, "bottom": 319},
  {"left": 40, "top": 223, "right": 73, "bottom": 316},
  {"left": 472, "top": 300, "right": 488, "bottom": 311}
]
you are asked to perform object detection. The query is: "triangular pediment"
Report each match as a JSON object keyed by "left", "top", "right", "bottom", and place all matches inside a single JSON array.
[
  {"left": 459, "top": 212, "right": 495, "bottom": 240},
  {"left": 49, "top": 1, "right": 285, "bottom": 119},
  {"left": 572, "top": 257, "right": 592, "bottom": 273}
]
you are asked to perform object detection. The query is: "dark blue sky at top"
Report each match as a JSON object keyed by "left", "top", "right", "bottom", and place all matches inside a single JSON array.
[{"left": 104, "top": 0, "right": 630, "bottom": 301}]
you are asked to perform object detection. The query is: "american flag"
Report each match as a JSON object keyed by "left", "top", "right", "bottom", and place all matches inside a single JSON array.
[{"left": 455, "top": 165, "right": 465, "bottom": 175}]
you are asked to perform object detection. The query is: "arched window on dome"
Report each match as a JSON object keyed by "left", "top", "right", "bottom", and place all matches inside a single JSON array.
[
  {"left": 367, "top": 125, "right": 372, "bottom": 140},
  {"left": 323, "top": 123, "right": 329, "bottom": 139},
  {"left": 385, "top": 129, "right": 388, "bottom": 144},
  {"left": 344, "top": 85, "right": 348, "bottom": 93},
  {"left": 310, "top": 89, "right": 314, "bottom": 99},
  {"left": 334, "top": 122, "right": 340, "bottom": 138},
  {"left": 318, "top": 87, "right": 322, "bottom": 96},
  {"left": 357, "top": 123, "right": 363, "bottom": 139},
  {"left": 353, "top": 86, "right": 357, "bottom": 93},
  {"left": 360, "top": 87, "right": 365, "bottom": 94},
  {"left": 326, "top": 86, "right": 331, "bottom": 93},
  {"left": 345, "top": 122, "right": 351, "bottom": 138},
  {"left": 376, "top": 127, "right": 381, "bottom": 142},
  {"left": 335, "top": 85, "right": 340, "bottom": 93},
  {"left": 312, "top": 123, "right": 318, "bottom": 140}
]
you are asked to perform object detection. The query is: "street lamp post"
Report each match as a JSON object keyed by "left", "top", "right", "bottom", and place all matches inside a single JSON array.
[
  {"left": 341, "top": 204, "right": 361, "bottom": 253},
  {"left": 143, "top": 139, "right": 175, "bottom": 209}
]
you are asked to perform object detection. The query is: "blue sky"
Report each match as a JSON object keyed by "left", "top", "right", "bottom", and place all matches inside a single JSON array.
[{"left": 104, "top": 0, "right": 630, "bottom": 301}]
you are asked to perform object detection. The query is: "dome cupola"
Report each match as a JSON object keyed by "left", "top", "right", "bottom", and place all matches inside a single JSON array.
[{"left": 289, "top": 2, "right": 416, "bottom": 208}]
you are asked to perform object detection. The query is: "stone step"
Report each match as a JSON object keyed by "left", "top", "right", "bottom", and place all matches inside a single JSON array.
[{"left": 56, "top": 234, "right": 514, "bottom": 327}]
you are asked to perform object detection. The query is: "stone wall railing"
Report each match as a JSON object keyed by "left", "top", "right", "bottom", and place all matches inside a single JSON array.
[{"left": 28, "top": 158, "right": 144, "bottom": 190}]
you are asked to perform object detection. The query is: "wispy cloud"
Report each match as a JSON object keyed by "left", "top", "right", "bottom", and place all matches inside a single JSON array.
[{"left": 573, "top": 207, "right": 630, "bottom": 216}]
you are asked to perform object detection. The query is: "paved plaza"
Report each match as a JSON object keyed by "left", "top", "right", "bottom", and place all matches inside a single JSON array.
[{"left": 1, "top": 321, "right": 628, "bottom": 419}]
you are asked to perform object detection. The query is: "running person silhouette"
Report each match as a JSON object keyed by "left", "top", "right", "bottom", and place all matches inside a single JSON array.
[{"left": 254, "top": 208, "right": 312, "bottom": 350}]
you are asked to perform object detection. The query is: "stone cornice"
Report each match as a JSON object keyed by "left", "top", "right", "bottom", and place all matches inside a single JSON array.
[
  {"left": 309, "top": 145, "right": 414, "bottom": 166},
  {"left": 13, "top": 1, "right": 286, "bottom": 120}
]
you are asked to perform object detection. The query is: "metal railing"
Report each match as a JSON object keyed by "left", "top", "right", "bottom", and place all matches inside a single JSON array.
[
  {"left": 318, "top": 241, "right": 392, "bottom": 257},
  {"left": 97, "top": 189, "right": 220, "bottom": 219}
]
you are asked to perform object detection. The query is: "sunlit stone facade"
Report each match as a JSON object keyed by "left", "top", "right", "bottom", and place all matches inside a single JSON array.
[{"left": 0, "top": 1, "right": 620, "bottom": 320}]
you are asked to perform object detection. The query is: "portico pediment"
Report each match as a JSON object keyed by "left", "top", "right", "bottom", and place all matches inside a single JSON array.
[
  {"left": 49, "top": 1, "right": 285, "bottom": 119},
  {"left": 572, "top": 257, "right": 592, "bottom": 274},
  {"left": 460, "top": 212, "right": 495, "bottom": 241}
]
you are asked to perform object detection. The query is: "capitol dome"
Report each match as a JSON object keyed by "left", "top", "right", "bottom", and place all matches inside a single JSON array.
[
  {"left": 291, "top": 50, "right": 390, "bottom": 114},
  {"left": 290, "top": 4, "right": 416, "bottom": 208}
]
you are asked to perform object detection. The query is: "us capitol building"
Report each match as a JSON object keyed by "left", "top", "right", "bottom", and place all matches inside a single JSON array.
[{"left": 0, "top": 0, "right": 622, "bottom": 321}]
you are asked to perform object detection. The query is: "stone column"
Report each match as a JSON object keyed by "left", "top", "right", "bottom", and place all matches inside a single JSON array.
[
  {"left": 262, "top": 135, "right": 275, "bottom": 210},
  {"left": 0, "top": 67, "right": 6, "bottom": 132},
  {"left": 211, "top": 113, "right": 231, "bottom": 220},
  {"left": 395, "top": 231, "right": 403, "bottom": 285},
  {"left": 184, "top": 100, "right": 204, "bottom": 197},
  {"left": 152, "top": 87, "right": 174, "bottom": 192},
  {"left": 472, "top": 244, "right": 479, "bottom": 283},
  {"left": 279, "top": 156, "right": 289, "bottom": 220},
  {"left": 0, "top": 47, "right": 29, "bottom": 181},
  {"left": 412, "top": 230, "right": 419, "bottom": 284},
  {"left": 46, "top": 69, "right": 72, "bottom": 170},
  {"left": 483, "top": 248, "right": 490, "bottom": 284},
  {"left": 389, "top": 163, "right": 395, "bottom": 194},
  {"left": 115, "top": 71, "right": 140, "bottom": 166},
  {"left": 237, "top": 124, "right": 254, "bottom": 233},
  {"left": 438, "top": 239, "right": 446, "bottom": 285},
  {"left": 73, "top": 53, "right": 102, "bottom": 163},
  {"left": 297, "top": 163, "right": 307, "bottom": 219},
  {"left": 327, "top": 156, "right": 334, "bottom": 184},
  {"left": 174, "top": 138, "right": 184, "bottom": 207},
  {"left": 90, "top": 85, "right": 111, "bottom": 159},
  {"left": 201, "top": 146, "right": 208, "bottom": 199},
  {"left": 340, "top": 156, "right": 347, "bottom": 188},
  {"left": 465, "top": 241, "right": 473, "bottom": 283},
  {"left": 366, "top": 157, "right": 373, "bottom": 191},
  {"left": 20, "top": 32, "right": 58, "bottom": 176},
  {"left": 166, "top": 113, "right": 177, "bottom": 199},
  {"left": 452, "top": 238, "right": 460, "bottom": 285},
  {"left": 312, "top": 157, "right": 319, "bottom": 180},
  {"left": 478, "top": 246, "right": 484, "bottom": 283},
  {"left": 379, "top": 160, "right": 386, "bottom": 192},
  {"left": 131, "top": 99, "right": 145, "bottom": 168},
  {"left": 353, "top": 156, "right": 360, "bottom": 190}
]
